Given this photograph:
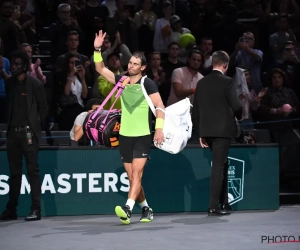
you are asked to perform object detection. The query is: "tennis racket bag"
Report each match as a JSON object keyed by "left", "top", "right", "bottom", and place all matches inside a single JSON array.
[{"left": 83, "top": 76, "right": 128, "bottom": 147}]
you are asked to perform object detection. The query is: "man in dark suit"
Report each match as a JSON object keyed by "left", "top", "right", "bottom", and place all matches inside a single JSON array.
[
  {"left": 193, "top": 51, "right": 242, "bottom": 216},
  {"left": 0, "top": 50, "right": 48, "bottom": 221}
]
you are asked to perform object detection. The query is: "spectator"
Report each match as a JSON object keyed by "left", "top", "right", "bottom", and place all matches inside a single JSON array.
[
  {"left": 134, "top": 0, "right": 157, "bottom": 57},
  {"left": 190, "top": 0, "right": 222, "bottom": 41},
  {"left": 81, "top": 0, "right": 109, "bottom": 56},
  {"left": 237, "top": 68, "right": 266, "bottom": 130},
  {"left": 278, "top": 41, "right": 300, "bottom": 89},
  {"left": 153, "top": 1, "right": 173, "bottom": 59},
  {"left": 70, "top": 98, "right": 104, "bottom": 142},
  {"left": 85, "top": 0, "right": 109, "bottom": 22},
  {"left": 0, "top": 0, "right": 21, "bottom": 58},
  {"left": 169, "top": 15, "right": 192, "bottom": 62},
  {"left": 199, "top": 37, "right": 213, "bottom": 73},
  {"left": 269, "top": 15, "right": 296, "bottom": 67},
  {"left": 230, "top": 32, "right": 263, "bottom": 94},
  {"left": 174, "top": 0, "right": 190, "bottom": 29},
  {"left": 0, "top": 36, "right": 11, "bottom": 123},
  {"left": 167, "top": 49, "right": 204, "bottom": 108},
  {"left": 20, "top": 43, "right": 46, "bottom": 84},
  {"left": 189, "top": 0, "right": 206, "bottom": 39},
  {"left": 101, "top": 0, "right": 117, "bottom": 16},
  {"left": 146, "top": 52, "right": 166, "bottom": 88},
  {"left": 210, "top": 4, "right": 247, "bottom": 55},
  {"left": 106, "top": 0, "right": 138, "bottom": 53},
  {"left": 54, "top": 52, "right": 88, "bottom": 130},
  {"left": 14, "top": 0, "right": 37, "bottom": 44},
  {"left": 160, "top": 41, "right": 185, "bottom": 105},
  {"left": 56, "top": 30, "right": 89, "bottom": 72},
  {"left": 259, "top": 68, "right": 299, "bottom": 131},
  {"left": 48, "top": 4, "right": 82, "bottom": 64},
  {"left": 259, "top": 68, "right": 300, "bottom": 181}
]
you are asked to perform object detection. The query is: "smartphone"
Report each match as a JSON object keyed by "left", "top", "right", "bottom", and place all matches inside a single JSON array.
[
  {"left": 75, "top": 60, "right": 82, "bottom": 68},
  {"left": 239, "top": 37, "right": 245, "bottom": 43},
  {"left": 124, "top": 4, "right": 135, "bottom": 18},
  {"left": 158, "top": 67, "right": 163, "bottom": 74},
  {"left": 284, "top": 47, "right": 292, "bottom": 53},
  {"left": 15, "top": 5, "right": 20, "bottom": 12}
]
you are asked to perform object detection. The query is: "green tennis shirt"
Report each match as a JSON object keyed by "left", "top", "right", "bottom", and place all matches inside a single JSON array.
[{"left": 115, "top": 75, "right": 158, "bottom": 137}]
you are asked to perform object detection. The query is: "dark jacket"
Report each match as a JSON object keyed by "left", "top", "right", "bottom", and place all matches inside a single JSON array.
[
  {"left": 192, "top": 70, "right": 242, "bottom": 138},
  {"left": 5, "top": 75, "right": 48, "bottom": 140}
]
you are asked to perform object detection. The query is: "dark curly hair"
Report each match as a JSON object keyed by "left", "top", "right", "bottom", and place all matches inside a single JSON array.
[
  {"left": 9, "top": 50, "right": 30, "bottom": 72},
  {"left": 268, "top": 68, "right": 287, "bottom": 88}
]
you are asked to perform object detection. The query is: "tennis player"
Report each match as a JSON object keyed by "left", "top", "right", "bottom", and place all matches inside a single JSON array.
[{"left": 93, "top": 30, "right": 165, "bottom": 224}]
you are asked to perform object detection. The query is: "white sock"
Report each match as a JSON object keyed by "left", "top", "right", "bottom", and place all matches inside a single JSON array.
[
  {"left": 125, "top": 199, "right": 135, "bottom": 211},
  {"left": 139, "top": 199, "right": 149, "bottom": 209}
]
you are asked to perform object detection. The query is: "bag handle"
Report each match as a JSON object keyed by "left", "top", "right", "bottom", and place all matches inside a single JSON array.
[
  {"left": 140, "top": 75, "right": 157, "bottom": 117},
  {"left": 92, "top": 76, "right": 128, "bottom": 119}
]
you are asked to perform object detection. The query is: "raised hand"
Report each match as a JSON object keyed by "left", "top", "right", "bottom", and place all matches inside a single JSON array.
[
  {"left": 94, "top": 30, "right": 106, "bottom": 49},
  {"left": 115, "top": 31, "right": 121, "bottom": 44},
  {"left": 34, "top": 58, "right": 41, "bottom": 69},
  {"left": 78, "top": 67, "right": 85, "bottom": 79}
]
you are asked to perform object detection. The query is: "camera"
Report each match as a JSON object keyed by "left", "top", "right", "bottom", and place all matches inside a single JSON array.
[
  {"left": 75, "top": 60, "right": 82, "bottom": 68},
  {"left": 284, "top": 47, "right": 292, "bottom": 53},
  {"left": 239, "top": 37, "right": 245, "bottom": 43},
  {"left": 26, "top": 126, "right": 33, "bottom": 145}
]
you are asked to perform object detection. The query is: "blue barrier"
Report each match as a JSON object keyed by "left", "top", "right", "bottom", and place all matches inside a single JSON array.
[
  {"left": 239, "top": 118, "right": 300, "bottom": 126},
  {"left": 0, "top": 118, "right": 299, "bottom": 140}
]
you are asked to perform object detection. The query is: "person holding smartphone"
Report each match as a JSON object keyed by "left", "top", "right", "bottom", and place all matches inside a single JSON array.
[
  {"left": 278, "top": 41, "right": 300, "bottom": 89},
  {"left": 282, "top": 41, "right": 299, "bottom": 64},
  {"left": 230, "top": 32, "right": 263, "bottom": 94},
  {"left": 55, "top": 52, "right": 88, "bottom": 130}
]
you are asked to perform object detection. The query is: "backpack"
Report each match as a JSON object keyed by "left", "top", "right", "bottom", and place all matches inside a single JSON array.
[
  {"left": 83, "top": 76, "right": 128, "bottom": 147},
  {"left": 140, "top": 76, "right": 193, "bottom": 154}
]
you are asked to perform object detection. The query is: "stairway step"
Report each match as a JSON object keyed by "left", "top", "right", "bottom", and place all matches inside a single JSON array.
[
  {"left": 38, "top": 40, "right": 51, "bottom": 52},
  {"left": 40, "top": 27, "right": 49, "bottom": 39}
]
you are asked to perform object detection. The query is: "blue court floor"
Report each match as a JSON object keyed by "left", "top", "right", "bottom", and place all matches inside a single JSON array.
[{"left": 0, "top": 206, "right": 299, "bottom": 250}]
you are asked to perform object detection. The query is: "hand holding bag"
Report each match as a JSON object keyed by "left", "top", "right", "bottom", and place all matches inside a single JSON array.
[{"left": 140, "top": 76, "right": 193, "bottom": 154}]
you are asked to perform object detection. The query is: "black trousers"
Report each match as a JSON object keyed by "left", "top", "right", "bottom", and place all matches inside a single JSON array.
[
  {"left": 205, "top": 137, "right": 232, "bottom": 209},
  {"left": 6, "top": 129, "right": 41, "bottom": 211}
]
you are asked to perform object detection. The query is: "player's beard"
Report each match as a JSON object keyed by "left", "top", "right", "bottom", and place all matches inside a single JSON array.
[{"left": 128, "top": 70, "right": 140, "bottom": 77}]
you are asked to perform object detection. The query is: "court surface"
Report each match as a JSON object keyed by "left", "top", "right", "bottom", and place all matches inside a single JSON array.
[{"left": 0, "top": 206, "right": 299, "bottom": 250}]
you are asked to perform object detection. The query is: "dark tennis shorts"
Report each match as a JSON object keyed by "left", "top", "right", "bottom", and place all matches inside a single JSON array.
[{"left": 119, "top": 135, "right": 152, "bottom": 163}]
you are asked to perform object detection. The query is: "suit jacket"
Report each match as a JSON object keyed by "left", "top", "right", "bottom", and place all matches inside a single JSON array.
[
  {"left": 192, "top": 70, "right": 242, "bottom": 139},
  {"left": 5, "top": 75, "right": 48, "bottom": 140}
]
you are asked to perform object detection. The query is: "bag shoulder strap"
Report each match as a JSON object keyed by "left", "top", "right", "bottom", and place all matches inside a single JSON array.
[
  {"left": 140, "top": 75, "right": 156, "bottom": 117},
  {"left": 92, "top": 75, "right": 127, "bottom": 118}
]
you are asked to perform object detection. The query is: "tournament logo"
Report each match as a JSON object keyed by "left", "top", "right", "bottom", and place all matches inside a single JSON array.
[
  {"left": 164, "top": 133, "right": 174, "bottom": 145},
  {"left": 227, "top": 157, "right": 245, "bottom": 205},
  {"left": 210, "top": 157, "right": 245, "bottom": 205}
]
